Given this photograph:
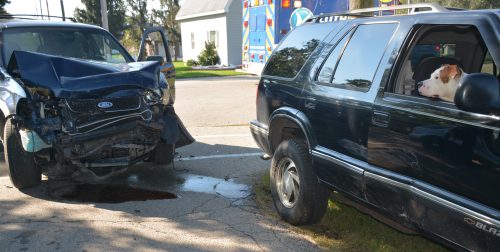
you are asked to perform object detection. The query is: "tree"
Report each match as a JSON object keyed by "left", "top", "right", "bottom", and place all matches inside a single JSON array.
[
  {"left": 120, "top": 0, "right": 151, "bottom": 55},
  {"left": 0, "top": 0, "right": 10, "bottom": 15},
  {"left": 74, "top": 0, "right": 127, "bottom": 40},
  {"left": 349, "top": 0, "right": 373, "bottom": 10},
  {"left": 198, "top": 41, "right": 220, "bottom": 66},
  {"left": 151, "top": 0, "right": 181, "bottom": 60}
]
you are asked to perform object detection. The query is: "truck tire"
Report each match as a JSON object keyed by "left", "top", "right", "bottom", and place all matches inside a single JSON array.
[
  {"left": 270, "top": 139, "right": 330, "bottom": 225},
  {"left": 4, "top": 118, "right": 41, "bottom": 188},
  {"left": 152, "top": 141, "right": 175, "bottom": 165}
]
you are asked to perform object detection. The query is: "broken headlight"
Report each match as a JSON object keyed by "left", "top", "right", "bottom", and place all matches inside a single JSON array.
[{"left": 143, "top": 90, "right": 162, "bottom": 105}]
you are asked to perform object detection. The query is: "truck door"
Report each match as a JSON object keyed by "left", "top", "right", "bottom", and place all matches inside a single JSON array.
[
  {"left": 138, "top": 27, "right": 176, "bottom": 102},
  {"left": 248, "top": 6, "right": 266, "bottom": 63}
]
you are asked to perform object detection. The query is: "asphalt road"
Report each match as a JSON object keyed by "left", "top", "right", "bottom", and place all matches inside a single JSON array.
[{"left": 0, "top": 76, "right": 320, "bottom": 251}]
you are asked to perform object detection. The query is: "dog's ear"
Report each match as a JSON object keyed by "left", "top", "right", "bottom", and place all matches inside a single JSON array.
[
  {"left": 439, "top": 65, "right": 451, "bottom": 84},
  {"left": 448, "top": 64, "right": 461, "bottom": 79}
]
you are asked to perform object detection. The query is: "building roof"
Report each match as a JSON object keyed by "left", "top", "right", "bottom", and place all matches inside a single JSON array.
[{"left": 176, "top": 0, "right": 233, "bottom": 21}]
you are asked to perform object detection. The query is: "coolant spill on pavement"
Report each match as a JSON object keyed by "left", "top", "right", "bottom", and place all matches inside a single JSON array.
[{"left": 179, "top": 174, "right": 251, "bottom": 199}]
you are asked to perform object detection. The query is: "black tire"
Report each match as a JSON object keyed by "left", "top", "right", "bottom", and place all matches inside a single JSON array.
[
  {"left": 4, "top": 118, "right": 41, "bottom": 188},
  {"left": 152, "top": 141, "right": 175, "bottom": 165},
  {"left": 270, "top": 139, "right": 330, "bottom": 225}
]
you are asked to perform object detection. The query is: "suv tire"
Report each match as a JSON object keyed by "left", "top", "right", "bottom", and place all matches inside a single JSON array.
[
  {"left": 4, "top": 118, "right": 41, "bottom": 188},
  {"left": 270, "top": 139, "right": 329, "bottom": 225}
]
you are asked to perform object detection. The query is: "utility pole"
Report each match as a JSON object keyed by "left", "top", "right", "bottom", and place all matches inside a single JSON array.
[
  {"left": 39, "top": 0, "right": 43, "bottom": 19},
  {"left": 46, "top": 0, "right": 50, "bottom": 20},
  {"left": 60, "top": 0, "right": 66, "bottom": 21},
  {"left": 100, "top": 0, "right": 109, "bottom": 30}
]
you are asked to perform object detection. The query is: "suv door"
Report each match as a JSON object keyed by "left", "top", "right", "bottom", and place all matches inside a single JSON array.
[
  {"left": 305, "top": 22, "right": 399, "bottom": 198},
  {"left": 138, "top": 27, "right": 176, "bottom": 103},
  {"left": 367, "top": 21, "right": 500, "bottom": 250}
]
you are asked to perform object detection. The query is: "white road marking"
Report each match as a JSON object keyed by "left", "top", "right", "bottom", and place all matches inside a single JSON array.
[
  {"left": 0, "top": 176, "right": 9, "bottom": 181},
  {"left": 194, "top": 134, "right": 251, "bottom": 139},
  {"left": 176, "top": 153, "right": 262, "bottom": 161}
]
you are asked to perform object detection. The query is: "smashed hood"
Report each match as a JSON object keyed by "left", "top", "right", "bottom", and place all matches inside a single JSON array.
[{"left": 7, "top": 51, "right": 163, "bottom": 99}]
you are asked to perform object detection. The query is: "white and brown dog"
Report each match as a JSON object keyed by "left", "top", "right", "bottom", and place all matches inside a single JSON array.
[{"left": 418, "top": 64, "right": 467, "bottom": 102}]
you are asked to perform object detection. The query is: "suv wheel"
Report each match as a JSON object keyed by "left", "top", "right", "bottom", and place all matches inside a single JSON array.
[
  {"left": 270, "top": 139, "right": 329, "bottom": 225},
  {"left": 4, "top": 118, "right": 41, "bottom": 188}
]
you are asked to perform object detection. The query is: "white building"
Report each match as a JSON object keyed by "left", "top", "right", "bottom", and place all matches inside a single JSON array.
[{"left": 176, "top": 0, "right": 242, "bottom": 66}]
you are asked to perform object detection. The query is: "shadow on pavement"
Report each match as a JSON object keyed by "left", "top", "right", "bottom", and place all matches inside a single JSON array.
[{"left": 0, "top": 143, "right": 296, "bottom": 251}]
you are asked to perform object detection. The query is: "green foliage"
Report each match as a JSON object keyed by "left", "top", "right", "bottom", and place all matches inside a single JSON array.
[
  {"left": 120, "top": 0, "right": 152, "bottom": 55},
  {"left": 0, "top": 0, "right": 10, "bottom": 15},
  {"left": 197, "top": 42, "right": 221, "bottom": 66},
  {"left": 151, "top": 0, "right": 181, "bottom": 60},
  {"left": 174, "top": 62, "right": 247, "bottom": 79},
  {"left": 411, "top": 0, "right": 500, "bottom": 9},
  {"left": 74, "top": 0, "right": 126, "bottom": 40},
  {"left": 185, "top": 59, "right": 199, "bottom": 66}
]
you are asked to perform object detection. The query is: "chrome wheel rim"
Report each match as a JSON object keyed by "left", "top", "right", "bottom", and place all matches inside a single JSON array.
[{"left": 276, "top": 157, "right": 300, "bottom": 208}]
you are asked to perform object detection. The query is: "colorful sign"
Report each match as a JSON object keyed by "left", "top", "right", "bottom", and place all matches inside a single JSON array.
[{"left": 289, "top": 7, "right": 313, "bottom": 29}]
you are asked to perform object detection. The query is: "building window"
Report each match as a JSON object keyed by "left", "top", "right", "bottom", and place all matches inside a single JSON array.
[
  {"left": 191, "top": 32, "right": 195, "bottom": 49},
  {"left": 208, "top": 30, "right": 219, "bottom": 48}
]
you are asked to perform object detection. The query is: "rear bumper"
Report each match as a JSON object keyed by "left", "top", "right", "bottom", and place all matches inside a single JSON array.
[{"left": 250, "top": 120, "right": 272, "bottom": 155}]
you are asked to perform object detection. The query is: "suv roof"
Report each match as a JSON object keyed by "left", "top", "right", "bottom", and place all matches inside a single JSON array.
[{"left": 306, "top": 4, "right": 499, "bottom": 24}]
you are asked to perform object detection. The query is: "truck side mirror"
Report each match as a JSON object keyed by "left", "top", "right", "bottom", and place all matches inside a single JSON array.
[{"left": 454, "top": 73, "right": 500, "bottom": 115}]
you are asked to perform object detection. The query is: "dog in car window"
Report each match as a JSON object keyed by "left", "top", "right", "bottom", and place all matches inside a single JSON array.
[{"left": 417, "top": 64, "right": 467, "bottom": 103}]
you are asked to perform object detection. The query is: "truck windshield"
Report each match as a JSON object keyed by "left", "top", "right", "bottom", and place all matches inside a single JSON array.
[{"left": 2, "top": 27, "right": 132, "bottom": 65}]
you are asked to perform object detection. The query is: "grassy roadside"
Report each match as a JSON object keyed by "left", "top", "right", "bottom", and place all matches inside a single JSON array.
[
  {"left": 174, "top": 61, "right": 249, "bottom": 79},
  {"left": 254, "top": 172, "right": 447, "bottom": 251}
]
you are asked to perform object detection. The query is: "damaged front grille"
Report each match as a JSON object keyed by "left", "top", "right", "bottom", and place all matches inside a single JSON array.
[
  {"left": 62, "top": 96, "right": 154, "bottom": 135},
  {"left": 66, "top": 97, "right": 141, "bottom": 113}
]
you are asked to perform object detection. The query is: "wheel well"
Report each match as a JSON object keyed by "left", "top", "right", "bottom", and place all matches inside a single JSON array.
[
  {"left": 0, "top": 110, "right": 5, "bottom": 142},
  {"left": 269, "top": 117, "right": 307, "bottom": 153}
]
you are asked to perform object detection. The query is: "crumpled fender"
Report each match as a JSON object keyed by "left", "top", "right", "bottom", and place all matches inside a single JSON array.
[{"left": 161, "top": 107, "right": 194, "bottom": 148}]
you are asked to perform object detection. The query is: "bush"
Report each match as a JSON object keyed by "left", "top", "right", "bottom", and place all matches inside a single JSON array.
[
  {"left": 197, "top": 41, "right": 220, "bottom": 66},
  {"left": 186, "top": 59, "right": 199, "bottom": 66}
]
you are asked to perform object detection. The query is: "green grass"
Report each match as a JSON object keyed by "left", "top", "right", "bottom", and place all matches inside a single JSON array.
[
  {"left": 174, "top": 61, "right": 249, "bottom": 79},
  {"left": 254, "top": 172, "right": 448, "bottom": 251}
]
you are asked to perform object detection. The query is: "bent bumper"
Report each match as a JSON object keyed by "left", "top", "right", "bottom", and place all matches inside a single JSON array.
[{"left": 250, "top": 120, "right": 272, "bottom": 155}]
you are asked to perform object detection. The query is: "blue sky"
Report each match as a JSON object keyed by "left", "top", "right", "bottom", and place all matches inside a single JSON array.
[{"left": 6, "top": 0, "right": 164, "bottom": 18}]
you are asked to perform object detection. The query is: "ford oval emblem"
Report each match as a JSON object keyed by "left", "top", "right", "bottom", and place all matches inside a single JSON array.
[{"left": 98, "top": 101, "right": 113, "bottom": 109}]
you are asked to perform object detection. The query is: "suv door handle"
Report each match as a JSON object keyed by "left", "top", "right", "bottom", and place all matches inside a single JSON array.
[{"left": 372, "top": 111, "right": 390, "bottom": 128}]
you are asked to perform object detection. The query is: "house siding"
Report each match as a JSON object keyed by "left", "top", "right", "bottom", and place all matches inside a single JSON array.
[
  {"left": 179, "top": 14, "right": 229, "bottom": 65},
  {"left": 226, "top": 0, "right": 242, "bottom": 66}
]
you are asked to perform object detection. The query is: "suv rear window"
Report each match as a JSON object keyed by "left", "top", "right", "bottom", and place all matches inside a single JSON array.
[{"left": 263, "top": 22, "right": 340, "bottom": 78}]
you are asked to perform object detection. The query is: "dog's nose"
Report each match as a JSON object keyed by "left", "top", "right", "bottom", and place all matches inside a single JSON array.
[{"left": 417, "top": 81, "right": 423, "bottom": 88}]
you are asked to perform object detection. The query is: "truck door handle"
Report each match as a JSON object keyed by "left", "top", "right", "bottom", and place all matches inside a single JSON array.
[{"left": 372, "top": 111, "right": 390, "bottom": 128}]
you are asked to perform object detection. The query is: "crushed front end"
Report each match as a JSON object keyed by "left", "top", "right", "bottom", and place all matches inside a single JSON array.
[{"left": 7, "top": 51, "right": 194, "bottom": 178}]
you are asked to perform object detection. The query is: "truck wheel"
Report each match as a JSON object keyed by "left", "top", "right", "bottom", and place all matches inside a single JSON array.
[
  {"left": 4, "top": 118, "right": 41, "bottom": 188},
  {"left": 152, "top": 141, "right": 175, "bottom": 165},
  {"left": 270, "top": 139, "right": 330, "bottom": 225}
]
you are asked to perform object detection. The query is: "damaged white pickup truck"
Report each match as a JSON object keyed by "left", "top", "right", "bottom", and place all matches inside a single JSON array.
[{"left": 0, "top": 20, "right": 194, "bottom": 188}]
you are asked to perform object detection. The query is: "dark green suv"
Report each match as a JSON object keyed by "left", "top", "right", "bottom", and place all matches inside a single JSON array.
[{"left": 251, "top": 4, "right": 499, "bottom": 251}]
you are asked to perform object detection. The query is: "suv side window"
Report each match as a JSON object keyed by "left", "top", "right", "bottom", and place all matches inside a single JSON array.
[
  {"left": 263, "top": 22, "right": 340, "bottom": 78},
  {"left": 317, "top": 23, "right": 398, "bottom": 92}
]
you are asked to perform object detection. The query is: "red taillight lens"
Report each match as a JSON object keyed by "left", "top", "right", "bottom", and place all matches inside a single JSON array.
[
  {"left": 267, "top": 18, "right": 273, "bottom": 26},
  {"left": 282, "top": 0, "right": 290, "bottom": 8}
]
